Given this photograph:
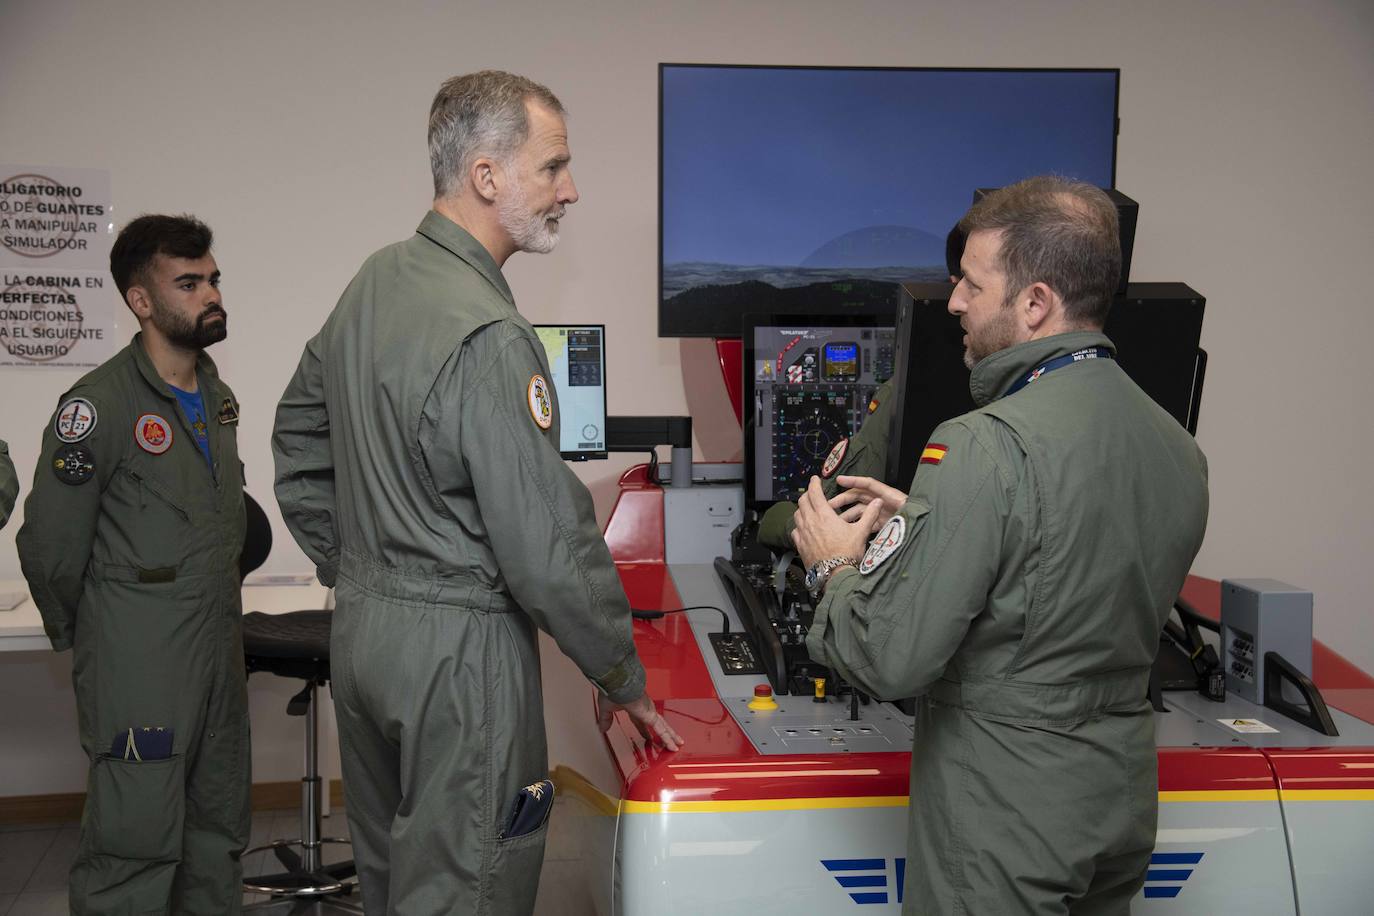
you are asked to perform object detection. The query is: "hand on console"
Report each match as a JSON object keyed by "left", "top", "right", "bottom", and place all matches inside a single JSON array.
[{"left": 597, "top": 690, "right": 685, "bottom": 751}]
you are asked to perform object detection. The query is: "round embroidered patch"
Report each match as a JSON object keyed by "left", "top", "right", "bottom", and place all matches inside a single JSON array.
[
  {"left": 859, "top": 515, "right": 906, "bottom": 575},
  {"left": 527, "top": 375, "right": 553, "bottom": 430},
  {"left": 52, "top": 443, "right": 96, "bottom": 485},
  {"left": 820, "top": 437, "right": 848, "bottom": 479},
  {"left": 134, "top": 414, "right": 174, "bottom": 455},
  {"left": 54, "top": 397, "right": 98, "bottom": 443}
]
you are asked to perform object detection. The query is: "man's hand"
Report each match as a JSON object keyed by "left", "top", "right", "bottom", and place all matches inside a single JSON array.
[
  {"left": 791, "top": 475, "right": 882, "bottom": 569},
  {"left": 831, "top": 475, "right": 907, "bottom": 529},
  {"left": 597, "top": 690, "right": 684, "bottom": 751}
]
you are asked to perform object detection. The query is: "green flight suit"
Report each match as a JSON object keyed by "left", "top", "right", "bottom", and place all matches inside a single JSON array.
[
  {"left": 16, "top": 334, "right": 249, "bottom": 915},
  {"left": 807, "top": 331, "right": 1209, "bottom": 915},
  {"left": 273, "top": 211, "right": 647, "bottom": 916},
  {"left": 758, "top": 378, "right": 897, "bottom": 551},
  {"left": 0, "top": 438, "right": 17, "bottom": 528}
]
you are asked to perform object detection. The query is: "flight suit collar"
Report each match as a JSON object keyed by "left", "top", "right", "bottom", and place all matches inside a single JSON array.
[
  {"left": 415, "top": 210, "right": 516, "bottom": 306},
  {"left": 131, "top": 332, "right": 229, "bottom": 479},
  {"left": 969, "top": 329, "right": 1115, "bottom": 407},
  {"left": 130, "top": 331, "right": 226, "bottom": 400}
]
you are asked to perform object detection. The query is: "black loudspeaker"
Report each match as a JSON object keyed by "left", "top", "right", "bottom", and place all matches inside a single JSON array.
[
  {"left": 883, "top": 281, "right": 1206, "bottom": 494},
  {"left": 973, "top": 187, "right": 1138, "bottom": 295}
]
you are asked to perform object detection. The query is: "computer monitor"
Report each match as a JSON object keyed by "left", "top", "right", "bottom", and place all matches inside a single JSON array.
[
  {"left": 743, "top": 313, "right": 896, "bottom": 508},
  {"left": 660, "top": 65, "right": 1121, "bottom": 338},
  {"left": 533, "top": 324, "right": 608, "bottom": 461},
  {"left": 883, "top": 282, "right": 1206, "bottom": 494}
]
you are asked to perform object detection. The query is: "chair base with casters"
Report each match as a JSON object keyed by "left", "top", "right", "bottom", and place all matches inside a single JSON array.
[{"left": 242, "top": 610, "right": 364, "bottom": 914}]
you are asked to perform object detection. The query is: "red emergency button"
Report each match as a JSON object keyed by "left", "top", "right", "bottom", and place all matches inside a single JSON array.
[{"left": 748, "top": 683, "right": 779, "bottom": 711}]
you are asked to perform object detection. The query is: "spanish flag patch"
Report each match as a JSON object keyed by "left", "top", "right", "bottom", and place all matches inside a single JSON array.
[
  {"left": 919, "top": 443, "right": 948, "bottom": 465},
  {"left": 867, "top": 397, "right": 880, "bottom": 414}
]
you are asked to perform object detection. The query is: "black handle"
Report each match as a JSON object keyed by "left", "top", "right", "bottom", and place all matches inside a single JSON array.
[
  {"left": 1174, "top": 597, "right": 1219, "bottom": 635},
  {"left": 714, "top": 557, "right": 788, "bottom": 695},
  {"left": 1187, "top": 347, "right": 1208, "bottom": 435},
  {"left": 1264, "top": 651, "right": 1339, "bottom": 737}
]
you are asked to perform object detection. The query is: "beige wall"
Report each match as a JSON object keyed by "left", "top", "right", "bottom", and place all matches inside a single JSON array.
[{"left": 2, "top": 0, "right": 1372, "bottom": 792}]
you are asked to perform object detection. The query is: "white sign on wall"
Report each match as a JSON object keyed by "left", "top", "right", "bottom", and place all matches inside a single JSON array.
[
  {"left": 0, "top": 165, "right": 119, "bottom": 368},
  {"left": 0, "top": 269, "right": 118, "bottom": 367}
]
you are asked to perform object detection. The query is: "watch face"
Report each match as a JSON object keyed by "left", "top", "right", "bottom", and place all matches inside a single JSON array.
[{"left": 804, "top": 566, "right": 819, "bottom": 590}]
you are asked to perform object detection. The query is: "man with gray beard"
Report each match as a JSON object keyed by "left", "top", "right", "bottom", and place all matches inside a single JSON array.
[{"left": 272, "top": 71, "right": 681, "bottom": 915}]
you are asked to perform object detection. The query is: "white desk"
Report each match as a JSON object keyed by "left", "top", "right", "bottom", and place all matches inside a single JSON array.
[
  {"left": 0, "top": 581, "right": 49, "bottom": 652},
  {"left": 0, "top": 574, "right": 341, "bottom": 801},
  {"left": 0, "top": 574, "right": 334, "bottom": 651}
]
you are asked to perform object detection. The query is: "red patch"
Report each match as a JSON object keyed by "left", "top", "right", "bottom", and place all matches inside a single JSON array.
[{"left": 135, "top": 414, "right": 173, "bottom": 455}]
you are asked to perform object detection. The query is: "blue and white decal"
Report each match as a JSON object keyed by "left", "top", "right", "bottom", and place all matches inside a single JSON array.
[
  {"left": 821, "top": 858, "right": 905, "bottom": 906},
  {"left": 1142, "top": 851, "right": 1204, "bottom": 900}
]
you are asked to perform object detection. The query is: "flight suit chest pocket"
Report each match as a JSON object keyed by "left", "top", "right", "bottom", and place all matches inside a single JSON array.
[
  {"left": 90, "top": 754, "right": 185, "bottom": 860},
  {"left": 122, "top": 469, "right": 193, "bottom": 568}
]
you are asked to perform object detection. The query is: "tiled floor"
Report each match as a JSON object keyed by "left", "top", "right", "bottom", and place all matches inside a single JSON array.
[{"left": 0, "top": 798, "right": 592, "bottom": 915}]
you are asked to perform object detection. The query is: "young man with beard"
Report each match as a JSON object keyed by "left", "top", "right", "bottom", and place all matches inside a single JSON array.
[
  {"left": 273, "top": 71, "right": 681, "bottom": 915},
  {"left": 792, "top": 177, "right": 1209, "bottom": 914},
  {"left": 18, "top": 214, "right": 249, "bottom": 914}
]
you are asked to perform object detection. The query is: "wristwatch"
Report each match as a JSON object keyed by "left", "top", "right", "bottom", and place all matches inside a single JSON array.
[{"left": 805, "top": 556, "right": 858, "bottom": 596}]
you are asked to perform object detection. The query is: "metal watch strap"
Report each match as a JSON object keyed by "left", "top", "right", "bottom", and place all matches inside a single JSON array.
[{"left": 810, "top": 556, "right": 858, "bottom": 595}]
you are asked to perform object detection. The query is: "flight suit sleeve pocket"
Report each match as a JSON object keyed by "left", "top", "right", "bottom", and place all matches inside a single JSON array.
[{"left": 90, "top": 754, "right": 185, "bottom": 860}]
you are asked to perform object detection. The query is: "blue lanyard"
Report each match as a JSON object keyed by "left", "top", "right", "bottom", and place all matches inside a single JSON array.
[{"left": 1004, "top": 347, "right": 1113, "bottom": 397}]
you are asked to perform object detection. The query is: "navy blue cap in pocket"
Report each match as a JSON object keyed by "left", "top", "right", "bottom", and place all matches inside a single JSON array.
[
  {"left": 501, "top": 779, "right": 555, "bottom": 839},
  {"left": 109, "top": 727, "right": 174, "bottom": 761}
]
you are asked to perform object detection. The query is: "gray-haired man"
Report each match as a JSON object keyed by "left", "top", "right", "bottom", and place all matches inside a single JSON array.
[{"left": 273, "top": 71, "right": 681, "bottom": 915}]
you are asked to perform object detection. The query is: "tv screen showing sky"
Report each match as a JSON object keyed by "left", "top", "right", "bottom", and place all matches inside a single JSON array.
[{"left": 660, "top": 66, "right": 1119, "bottom": 338}]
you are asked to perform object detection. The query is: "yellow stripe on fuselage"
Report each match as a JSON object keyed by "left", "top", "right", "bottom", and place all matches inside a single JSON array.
[
  {"left": 619, "top": 796, "right": 909, "bottom": 815},
  {"left": 552, "top": 766, "right": 1374, "bottom": 816},
  {"left": 611, "top": 789, "right": 1374, "bottom": 815}
]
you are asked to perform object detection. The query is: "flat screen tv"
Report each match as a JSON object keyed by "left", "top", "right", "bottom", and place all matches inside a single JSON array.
[{"left": 660, "top": 64, "right": 1120, "bottom": 338}]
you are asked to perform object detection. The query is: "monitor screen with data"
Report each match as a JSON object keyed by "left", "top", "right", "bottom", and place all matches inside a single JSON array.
[
  {"left": 534, "top": 324, "right": 608, "bottom": 460},
  {"left": 744, "top": 314, "right": 896, "bottom": 507}
]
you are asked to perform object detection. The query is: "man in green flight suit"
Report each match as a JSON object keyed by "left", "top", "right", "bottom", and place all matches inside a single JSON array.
[
  {"left": 17, "top": 215, "right": 248, "bottom": 915},
  {"left": 792, "top": 177, "right": 1209, "bottom": 914},
  {"left": 757, "top": 226, "right": 965, "bottom": 551},
  {"left": 273, "top": 71, "right": 682, "bottom": 916},
  {"left": 0, "top": 439, "right": 17, "bottom": 527}
]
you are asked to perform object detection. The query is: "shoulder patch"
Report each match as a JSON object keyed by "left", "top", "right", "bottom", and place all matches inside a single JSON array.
[
  {"left": 135, "top": 414, "right": 174, "bottom": 455},
  {"left": 217, "top": 396, "right": 239, "bottom": 426},
  {"left": 54, "top": 397, "right": 98, "bottom": 443},
  {"left": 52, "top": 443, "right": 96, "bottom": 485},
  {"left": 867, "top": 396, "right": 880, "bottom": 414},
  {"left": 859, "top": 515, "right": 906, "bottom": 575},
  {"left": 527, "top": 374, "right": 553, "bottom": 430},
  {"left": 919, "top": 442, "right": 949, "bottom": 465},
  {"left": 821, "top": 438, "right": 848, "bottom": 479}
]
